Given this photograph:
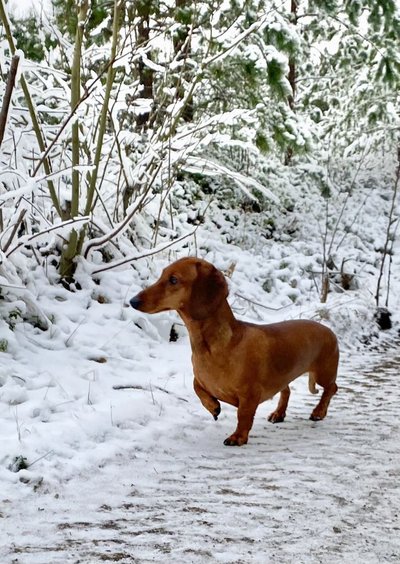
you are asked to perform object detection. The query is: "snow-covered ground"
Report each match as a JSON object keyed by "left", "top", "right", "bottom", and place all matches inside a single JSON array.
[
  {"left": 1, "top": 323, "right": 400, "bottom": 563},
  {"left": 1, "top": 221, "right": 400, "bottom": 563}
]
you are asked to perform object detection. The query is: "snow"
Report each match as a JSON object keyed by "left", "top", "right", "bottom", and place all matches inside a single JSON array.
[
  {"left": 7, "top": 0, "right": 51, "bottom": 19},
  {"left": 1, "top": 218, "right": 400, "bottom": 562}
]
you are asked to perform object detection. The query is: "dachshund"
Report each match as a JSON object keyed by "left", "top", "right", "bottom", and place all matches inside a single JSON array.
[{"left": 130, "top": 257, "right": 339, "bottom": 446}]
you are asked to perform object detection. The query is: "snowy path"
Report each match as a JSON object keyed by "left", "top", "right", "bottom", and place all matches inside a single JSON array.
[{"left": 2, "top": 348, "right": 400, "bottom": 564}]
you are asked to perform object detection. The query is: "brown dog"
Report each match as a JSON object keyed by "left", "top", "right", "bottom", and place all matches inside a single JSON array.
[{"left": 130, "top": 257, "right": 339, "bottom": 446}]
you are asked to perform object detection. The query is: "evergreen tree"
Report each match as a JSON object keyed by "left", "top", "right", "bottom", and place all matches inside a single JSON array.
[
  {"left": 302, "top": 0, "right": 400, "bottom": 155},
  {"left": 52, "top": 0, "right": 111, "bottom": 45}
]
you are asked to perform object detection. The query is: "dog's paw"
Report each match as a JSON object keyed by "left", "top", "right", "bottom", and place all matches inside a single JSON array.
[
  {"left": 267, "top": 412, "right": 285, "bottom": 424},
  {"left": 213, "top": 405, "right": 221, "bottom": 421},
  {"left": 309, "top": 414, "right": 323, "bottom": 421},
  {"left": 223, "top": 435, "right": 247, "bottom": 446},
  {"left": 223, "top": 437, "right": 239, "bottom": 446}
]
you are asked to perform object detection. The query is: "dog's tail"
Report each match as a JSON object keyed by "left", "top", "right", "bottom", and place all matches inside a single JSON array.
[{"left": 308, "top": 373, "right": 319, "bottom": 394}]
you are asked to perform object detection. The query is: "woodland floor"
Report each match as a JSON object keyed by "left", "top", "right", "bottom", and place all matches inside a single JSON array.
[{"left": 2, "top": 345, "right": 400, "bottom": 564}]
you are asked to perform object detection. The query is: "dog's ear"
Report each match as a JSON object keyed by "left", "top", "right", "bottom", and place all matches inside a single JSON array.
[{"left": 188, "top": 262, "right": 228, "bottom": 320}]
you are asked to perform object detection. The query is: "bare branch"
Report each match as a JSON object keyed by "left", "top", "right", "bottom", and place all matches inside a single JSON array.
[
  {"left": 91, "top": 228, "right": 198, "bottom": 275},
  {"left": 0, "top": 54, "right": 19, "bottom": 147},
  {"left": 2, "top": 209, "right": 27, "bottom": 253},
  {"left": 6, "top": 216, "right": 90, "bottom": 257}
]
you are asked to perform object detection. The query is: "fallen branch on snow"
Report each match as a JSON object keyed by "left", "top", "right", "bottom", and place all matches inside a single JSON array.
[{"left": 113, "top": 384, "right": 189, "bottom": 403}]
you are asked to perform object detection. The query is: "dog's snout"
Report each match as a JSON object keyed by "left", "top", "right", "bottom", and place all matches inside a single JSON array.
[{"left": 130, "top": 295, "right": 142, "bottom": 310}]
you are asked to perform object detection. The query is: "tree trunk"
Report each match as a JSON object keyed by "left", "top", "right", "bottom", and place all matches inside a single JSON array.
[
  {"left": 59, "top": 0, "right": 88, "bottom": 281},
  {"left": 173, "top": 0, "right": 193, "bottom": 122},
  {"left": 284, "top": 0, "right": 298, "bottom": 166},
  {"left": 136, "top": 0, "right": 154, "bottom": 128}
]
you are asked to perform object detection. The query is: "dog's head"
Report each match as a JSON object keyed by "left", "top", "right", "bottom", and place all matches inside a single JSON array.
[{"left": 130, "top": 257, "right": 228, "bottom": 320}]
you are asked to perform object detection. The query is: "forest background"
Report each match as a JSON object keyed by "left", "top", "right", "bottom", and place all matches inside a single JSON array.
[{"left": 0, "top": 0, "right": 399, "bottom": 314}]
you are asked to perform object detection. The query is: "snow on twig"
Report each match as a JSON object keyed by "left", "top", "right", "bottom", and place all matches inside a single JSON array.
[
  {"left": 91, "top": 228, "right": 198, "bottom": 275},
  {"left": 6, "top": 216, "right": 91, "bottom": 257}
]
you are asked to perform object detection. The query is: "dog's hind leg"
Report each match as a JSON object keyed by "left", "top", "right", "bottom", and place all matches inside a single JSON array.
[
  {"left": 267, "top": 386, "right": 290, "bottom": 423},
  {"left": 309, "top": 347, "right": 339, "bottom": 421},
  {"left": 310, "top": 381, "right": 338, "bottom": 421}
]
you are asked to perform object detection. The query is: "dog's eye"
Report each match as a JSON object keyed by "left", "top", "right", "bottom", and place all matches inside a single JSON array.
[{"left": 169, "top": 275, "right": 178, "bottom": 285}]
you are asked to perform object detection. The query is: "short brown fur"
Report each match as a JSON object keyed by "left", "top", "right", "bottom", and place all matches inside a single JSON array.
[{"left": 130, "top": 257, "right": 339, "bottom": 446}]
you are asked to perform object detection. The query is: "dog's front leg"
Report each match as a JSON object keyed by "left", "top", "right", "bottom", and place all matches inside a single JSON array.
[
  {"left": 224, "top": 398, "right": 259, "bottom": 446},
  {"left": 193, "top": 379, "right": 221, "bottom": 420}
]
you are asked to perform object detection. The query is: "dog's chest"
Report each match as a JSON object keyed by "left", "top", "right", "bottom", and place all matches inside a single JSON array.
[{"left": 191, "top": 350, "right": 239, "bottom": 405}]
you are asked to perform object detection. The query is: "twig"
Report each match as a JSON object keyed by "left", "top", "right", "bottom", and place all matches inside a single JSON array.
[
  {"left": 113, "top": 384, "right": 189, "bottom": 403},
  {"left": 91, "top": 227, "right": 198, "bottom": 275},
  {"left": 2, "top": 208, "right": 26, "bottom": 253},
  {"left": 0, "top": 53, "right": 19, "bottom": 147},
  {"left": 6, "top": 215, "right": 90, "bottom": 257},
  {"left": 149, "top": 383, "right": 156, "bottom": 405},
  {"left": 385, "top": 217, "right": 400, "bottom": 307},
  {"left": 0, "top": 0, "right": 63, "bottom": 217},
  {"left": 375, "top": 147, "right": 400, "bottom": 306},
  {"left": 83, "top": 158, "right": 163, "bottom": 259},
  {"left": 334, "top": 183, "right": 375, "bottom": 252},
  {"left": 327, "top": 148, "right": 368, "bottom": 258},
  {"left": 14, "top": 406, "right": 21, "bottom": 442},
  {"left": 234, "top": 292, "right": 293, "bottom": 311},
  {"left": 65, "top": 317, "right": 86, "bottom": 347},
  {"left": 28, "top": 451, "right": 54, "bottom": 469},
  {"left": 83, "top": 0, "right": 121, "bottom": 218}
]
